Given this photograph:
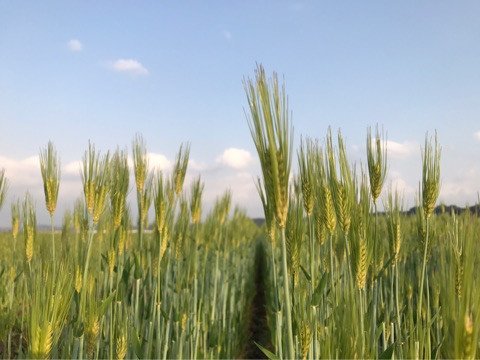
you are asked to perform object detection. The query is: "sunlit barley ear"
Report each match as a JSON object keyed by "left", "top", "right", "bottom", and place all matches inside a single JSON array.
[
  {"left": 39, "top": 141, "right": 61, "bottom": 216},
  {"left": 321, "top": 184, "right": 337, "bottom": 235},
  {"left": 421, "top": 132, "right": 441, "bottom": 219},
  {"left": 386, "top": 188, "right": 403, "bottom": 264},
  {"left": 366, "top": 125, "right": 387, "bottom": 204},
  {"left": 0, "top": 168, "right": 8, "bottom": 211},
  {"left": 132, "top": 133, "right": 148, "bottom": 195},
  {"left": 23, "top": 193, "right": 36, "bottom": 264},
  {"left": 244, "top": 64, "right": 292, "bottom": 229},
  {"left": 300, "top": 324, "right": 312, "bottom": 360},
  {"left": 190, "top": 176, "right": 204, "bottom": 225},
  {"left": 11, "top": 199, "right": 20, "bottom": 241},
  {"left": 110, "top": 149, "right": 129, "bottom": 229},
  {"left": 154, "top": 171, "right": 167, "bottom": 235},
  {"left": 116, "top": 333, "right": 128, "bottom": 360},
  {"left": 298, "top": 137, "right": 316, "bottom": 216},
  {"left": 173, "top": 142, "right": 190, "bottom": 196}
]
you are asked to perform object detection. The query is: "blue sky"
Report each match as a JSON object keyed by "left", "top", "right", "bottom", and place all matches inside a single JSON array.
[{"left": 1, "top": 1, "right": 480, "bottom": 225}]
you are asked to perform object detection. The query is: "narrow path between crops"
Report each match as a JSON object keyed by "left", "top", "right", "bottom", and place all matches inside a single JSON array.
[{"left": 243, "top": 241, "right": 269, "bottom": 359}]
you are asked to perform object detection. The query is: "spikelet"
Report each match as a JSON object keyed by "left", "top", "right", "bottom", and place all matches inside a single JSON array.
[
  {"left": 190, "top": 177, "right": 204, "bottom": 225},
  {"left": 455, "top": 261, "right": 463, "bottom": 298},
  {"left": 118, "top": 226, "right": 126, "bottom": 256},
  {"left": 321, "top": 184, "right": 336, "bottom": 235},
  {"left": 181, "top": 313, "right": 188, "bottom": 331},
  {"left": 23, "top": 194, "right": 36, "bottom": 264},
  {"left": 300, "top": 324, "right": 312, "bottom": 360},
  {"left": 116, "top": 333, "right": 127, "bottom": 360},
  {"left": 31, "top": 323, "right": 53, "bottom": 359},
  {"left": 86, "top": 316, "right": 100, "bottom": 358},
  {"left": 173, "top": 143, "right": 190, "bottom": 196},
  {"left": 356, "top": 235, "right": 368, "bottom": 290},
  {"left": 39, "top": 141, "right": 60, "bottom": 216},
  {"left": 314, "top": 208, "right": 325, "bottom": 245},
  {"left": 108, "top": 248, "right": 116, "bottom": 275},
  {"left": 421, "top": 132, "right": 441, "bottom": 219},
  {"left": 335, "top": 182, "right": 351, "bottom": 234},
  {"left": 366, "top": 126, "right": 387, "bottom": 203}
]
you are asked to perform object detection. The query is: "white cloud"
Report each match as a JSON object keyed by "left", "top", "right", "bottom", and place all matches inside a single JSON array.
[
  {"left": 217, "top": 148, "right": 253, "bottom": 169},
  {"left": 110, "top": 59, "right": 149, "bottom": 76},
  {"left": 67, "top": 39, "right": 83, "bottom": 52},
  {"left": 474, "top": 131, "right": 480, "bottom": 142},
  {"left": 148, "top": 153, "right": 171, "bottom": 171},
  {"left": 385, "top": 140, "right": 417, "bottom": 159},
  {"left": 64, "top": 161, "right": 82, "bottom": 176}
]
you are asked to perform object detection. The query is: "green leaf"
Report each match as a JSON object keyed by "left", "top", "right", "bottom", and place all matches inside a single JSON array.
[
  {"left": 300, "top": 264, "right": 311, "bottom": 282},
  {"left": 99, "top": 291, "right": 117, "bottom": 316},
  {"left": 379, "top": 342, "right": 395, "bottom": 359},
  {"left": 311, "top": 272, "right": 328, "bottom": 306},
  {"left": 254, "top": 342, "right": 279, "bottom": 360}
]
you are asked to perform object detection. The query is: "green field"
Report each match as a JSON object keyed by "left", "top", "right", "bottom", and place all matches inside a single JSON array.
[{"left": 0, "top": 66, "right": 479, "bottom": 359}]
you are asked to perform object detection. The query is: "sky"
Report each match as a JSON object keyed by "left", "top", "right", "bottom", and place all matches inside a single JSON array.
[{"left": 1, "top": 1, "right": 480, "bottom": 226}]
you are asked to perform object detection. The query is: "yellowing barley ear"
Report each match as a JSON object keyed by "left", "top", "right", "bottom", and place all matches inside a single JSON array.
[
  {"left": 39, "top": 141, "right": 61, "bottom": 216},
  {"left": 107, "top": 248, "right": 116, "bottom": 275},
  {"left": 110, "top": 149, "right": 129, "bottom": 229},
  {"left": 366, "top": 126, "right": 387, "bottom": 204},
  {"left": 173, "top": 142, "right": 190, "bottom": 196},
  {"left": 421, "top": 132, "right": 441, "bottom": 219},
  {"left": 0, "top": 168, "right": 8, "bottom": 212},
  {"left": 298, "top": 137, "right": 316, "bottom": 216},
  {"left": 81, "top": 141, "right": 110, "bottom": 222},
  {"left": 321, "top": 184, "right": 336, "bottom": 235},
  {"left": 116, "top": 333, "right": 127, "bottom": 360},
  {"left": 300, "top": 324, "right": 312, "bottom": 360},
  {"left": 22, "top": 193, "right": 36, "bottom": 264},
  {"left": 133, "top": 134, "right": 148, "bottom": 194},
  {"left": 190, "top": 176, "right": 204, "bottom": 225}
]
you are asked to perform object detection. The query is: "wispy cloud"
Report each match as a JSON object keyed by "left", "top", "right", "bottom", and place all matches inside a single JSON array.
[
  {"left": 110, "top": 59, "right": 149, "bottom": 76},
  {"left": 216, "top": 148, "right": 253, "bottom": 169},
  {"left": 385, "top": 140, "right": 417, "bottom": 159},
  {"left": 67, "top": 39, "right": 83, "bottom": 52},
  {"left": 474, "top": 131, "right": 480, "bottom": 142}
]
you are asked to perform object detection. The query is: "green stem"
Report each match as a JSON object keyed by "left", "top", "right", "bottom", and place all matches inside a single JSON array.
[
  {"left": 417, "top": 217, "right": 430, "bottom": 351},
  {"left": 51, "top": 215, "right": 55, "bottom": 279},
  {"left": 280, "top": 227, "right": 295, "bottom": 359}
]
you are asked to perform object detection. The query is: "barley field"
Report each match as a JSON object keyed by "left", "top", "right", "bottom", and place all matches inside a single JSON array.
[{"left": 0, "top": 66, "right": 479, "bottom": 359}]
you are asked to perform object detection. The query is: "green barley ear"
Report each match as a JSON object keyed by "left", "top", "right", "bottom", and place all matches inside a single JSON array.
[
  {"left": 23, "top": 193, "right": 36, "bottom": 264},
  {"left": 421, "top": 131, "right": 441, "bottom": 219},
  {"left": 0, "top": 168, "right": 7, "bottom": 211},
  {"left": 132, "top": 133, "right": 148, "bottom": 194},
  {"left": 366, "top": 125, "right": 387, "bottom": 204},
  {"left": 39, "top": 141, "right": 61, "bottom": 216},
  {"left": 154, "top": 171, "right": 168, "bottom": 236},
  {"left": 320, "top": 183, "right": 336, "bottom": 235},
  {"left": 11, "top": 199, "right": 20, "bottom": 241},
  {"left": 140, "top": 174, "right": 153, "bottom": 228},
  {"left": 298, "top": 137, "right": 316, "bottom": 216},
  {"left": 244, "top": 64, "right": 292, "bottom": 229},
  {"left": 385, "top": 188, "right": 403, "bottom": 264},
  {"left": 190, "top": 176, "right": 204, "bottom": 225},
  {"left": 173, "top": 142, "right": 190, "bottom": 196},
  {"left": 110, "top": 149, "right": 129, "bottom": 229},
  {"left": 81, "top": 142, "right": 110, "bottom": 224}
]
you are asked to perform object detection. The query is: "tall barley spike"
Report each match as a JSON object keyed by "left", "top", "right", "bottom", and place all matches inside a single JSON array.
[
  {"left": 116, "top": 333, "right": 128, "bottom": 360},
  {"left": 132, "top": 134, "right": 148, "bottom": 194},
  {"left": 422, "top": 132, "right": 441, "bottom": 219},
  {"left": 173, "top": 143, "right": 190, "bottom": 196},
  {"left": 22, "top": 193, "right": 36, "bottom": 264},
  {"left": 298, "top": 137, "right": 316, "bottom": 216},
  {"left": 39, "top": 141, "right": 60, "bottom": 216},
  {"left": 190, "top": 176, "right": 204, "bottom": 225},
  {"left": 110, "top": 149, "right": 129, "bottom": 229},
  {"left": 366, "top": 126, "right": 387, "bottom": 204}
]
